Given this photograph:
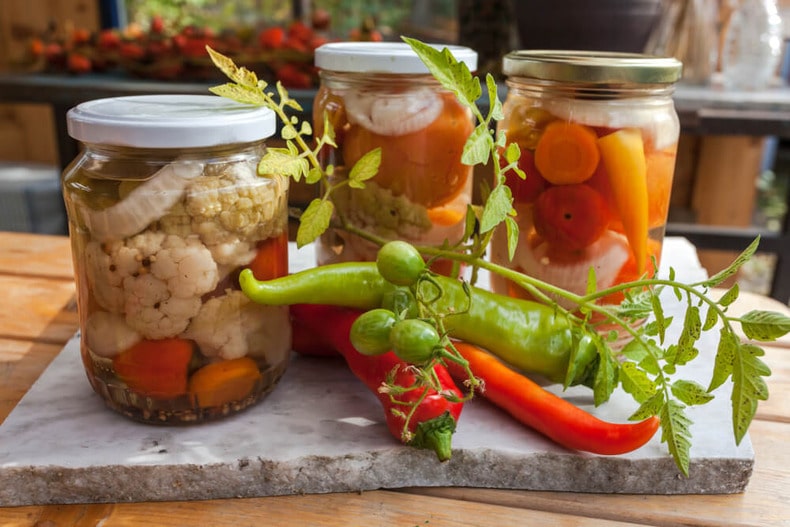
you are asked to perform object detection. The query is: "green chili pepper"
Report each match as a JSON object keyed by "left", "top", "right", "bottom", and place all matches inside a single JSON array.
[{"left": 239, "top": 264, "right": 596, "bottom": 386}]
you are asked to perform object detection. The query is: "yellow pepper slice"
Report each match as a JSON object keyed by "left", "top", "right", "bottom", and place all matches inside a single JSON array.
[{"left": 597, "top": 128, "right": 648, "bottom": 273}]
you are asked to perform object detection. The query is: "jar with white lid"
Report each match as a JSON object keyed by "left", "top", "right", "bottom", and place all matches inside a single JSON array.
[
  {"left": 491, "top": 51, "right": 682, "bottom": 320},
  {"left": 312, "top": 42, "right": 478, "bottom": 273},
  {"left": 63, "top": 94, "right": 291, "bottom": 424}
]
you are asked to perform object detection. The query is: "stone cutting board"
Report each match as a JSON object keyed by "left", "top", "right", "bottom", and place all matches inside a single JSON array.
[{"left": 0, "top": 239, "right": 755, "bottom": 506}]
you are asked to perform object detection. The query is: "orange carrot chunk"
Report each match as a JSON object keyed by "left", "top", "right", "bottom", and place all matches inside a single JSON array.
[
  {"left": 534, "top": 121, "right": 600, "bottom": 185},
  {"left": 113, "top": 338, "right": 194, "bottom": 398},
  {"left": 188, "top": 357, "right": 262, "bottom": 407}
]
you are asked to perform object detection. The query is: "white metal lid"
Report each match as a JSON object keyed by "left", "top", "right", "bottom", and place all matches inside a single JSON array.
[
  {"left": 314, "top": 42, "right": 478, "bottom": 74},
  {"left": 66, "top": 94, "right": 277, "bottom": 148}
]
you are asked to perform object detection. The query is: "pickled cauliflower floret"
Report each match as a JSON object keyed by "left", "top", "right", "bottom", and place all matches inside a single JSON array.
[
  {"left": 183, "top": 290, "right": 291, "bottom": 363},
  {"left": 84, "top": 311, "right": 142, "bottom": 358},
  {"left": 83, "top": 230, "right": 220, "bottom": 340},
  {"left": 82, "top": 160, "right": 204, "bottom": 242},
  {"left": 332, "top": 181, "right": 432, "bottom": 240},
  {"left": 159, "top": 160, "right": 289, "bottom": 266}
]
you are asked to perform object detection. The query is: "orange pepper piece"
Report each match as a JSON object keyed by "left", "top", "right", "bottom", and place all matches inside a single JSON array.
[
  {"left": 248, "top": 231, "right": 289, "bottom": 281},
  {"left": 597, "top": 128, "right": 649, "bottom": 273},
  {"left": 534, "top": 121, "right": 600, "bottom": 185}
]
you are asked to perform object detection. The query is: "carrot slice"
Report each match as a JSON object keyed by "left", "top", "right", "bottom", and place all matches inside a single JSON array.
[
  {"left": 188, "top": 357, "right": 262, "bottom": 407},
  {"left": 534, "top": 121, "right": 600, "bottom": 185},
  {"left": 113, "top": 338, "right": 193, "bottom": 398},
  {"left": 427, "top": 206, "right": 464, "bottom": 227},
  {"left": 597, "top": 128, "right": 649, "bottom": 273}
]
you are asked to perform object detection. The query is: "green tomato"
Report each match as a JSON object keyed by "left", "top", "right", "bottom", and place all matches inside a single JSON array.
[
  {"left": 350, "top": 308, "right": 398, "bottom": 356},
  {"left": 389, "top": 318, "right": 441, "bottom": 364},
  {"left": 376, "top": 240, "right": 426, "bottom": 286},
  {"left": 381, "top": 287, "right": 420, "bottom": 319}
]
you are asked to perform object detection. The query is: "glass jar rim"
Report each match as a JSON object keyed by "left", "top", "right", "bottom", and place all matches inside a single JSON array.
[
  {"left": 503, "top": 50, "right": 683, "bottom": 84},
  {"left": 315, "top": 41, "right": 478, "bottom": 74},
  {"left": 66, "top": 94, "right": 276, "bottom": 148}
]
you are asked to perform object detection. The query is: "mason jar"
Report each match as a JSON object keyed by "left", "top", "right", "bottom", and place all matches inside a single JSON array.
[
  {"left": 491, "top": 51, "right": 683, "bottom": 312},
  {"left": 63, "top": 94, "right": 291, "bottom": 424},
  {"left": 312, "top": 42, "right": 478, "bottom": 273}
]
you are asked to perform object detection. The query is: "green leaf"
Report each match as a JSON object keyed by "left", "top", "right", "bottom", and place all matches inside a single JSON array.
[
  {"left": 585, "top": 266, "right": 597, "bottom": 297},
  {"left": 300, "top": 121, "right": 313, "bottom": 136},
  {"left": 305, "top": 167, "right": 323, "bottom": 184},
  {"left": 631, "top": 392, "right": 664, "bottom": 420},
  {"left": 620, "top": 361, "right": 657, "bottom": 404},
  {"left": 209, "top": 83, "right": 266, "bottom": 106},
  {"left": 402, "top": 37, "right": 481, "bottom": 109},
  {"left": 462, "top": 124, "right": 491, "bottom": 166},
  {"left": 504, "top": 141, "right": 521, "bottom": 165},
  {"left": 281, "top": 124, "right": 298, "bottom": 140},
  {"left": 593, "top": 349, "right": 618, "bottom": 406},
  {"left": 479, "top": 184, "right": 512, "bottom": 234},
  {"left": 276, "top": 81, "right": 303, "bottom": 112},
  {"left": 701, "top": 237, "right": 759, "bottom": 288},
  {"left": 660, "top": 400, "right": 693, "bottom": 477},
  {"left": 485, "top": 73, "right": 504, "bottom": 121},
  {"left": 207, "top": 47, "right": 260, "bottom": 88},
  {"left": 731, "top": 343, "right": 771, "bottom": 444},
  {"left": 504, "top": 216, "right": 519, "bottom": 261},
  {"left": 348, "top": 148, "right": 381, "bottom": 188},
  {"left": 739, "top": 309, "right": 790, "bottom": 341},
  {"left": 564, "top": 333, "right": 597, "bottom": 388},
  {"left": 615, "top": 291, "right": 653, "bottom": 319},
  {"left": 671, "top": 379, "right": 715, "bottom": 406},
  {"left": 708, "top": 328, "right": 738, "bottom": 391},
  {"left": 702, "top": 304, "right": 719, "bottom": 332},
  {"left": 718, "top": 283, "right": 740, "bottom": 307},
  {"left": 296, "top": 198, "right": 334, "bottom": 248},
  {"left": 651, "top": 293, "right": 667, "bottom": 342},
  {"left": 258, "top": 149, "right": 309, "bottom": 181}
]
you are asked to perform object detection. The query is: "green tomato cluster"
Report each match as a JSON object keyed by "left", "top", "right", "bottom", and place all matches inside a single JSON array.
[{"left": 349, "top": 241, "right": 442, "bottom": 364}]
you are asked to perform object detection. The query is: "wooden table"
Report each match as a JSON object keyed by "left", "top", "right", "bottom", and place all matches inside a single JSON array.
[{"left": 1, "top": 231, "right": 789, "bottom": 526}]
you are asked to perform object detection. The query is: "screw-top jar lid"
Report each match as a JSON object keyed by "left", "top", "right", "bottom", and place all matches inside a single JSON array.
[
  {"left": 66, "top": 94, "right": 276, "bottom": 148},
  {"left": 315, "top": 42, "right": 478, "bottom": 74},
  {"left": 503, "top": 50, "right": 683, "bottom": 84}
]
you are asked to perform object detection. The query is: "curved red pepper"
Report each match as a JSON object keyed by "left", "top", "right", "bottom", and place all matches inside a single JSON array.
[
  {"left": 448, "top": 341, "right": 659, "bottom": 455},
  {"left": 290, "top": 304, "right": 464, "bottom": 461}
]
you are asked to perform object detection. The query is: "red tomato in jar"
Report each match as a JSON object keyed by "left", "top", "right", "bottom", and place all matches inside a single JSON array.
[
  {"left": 504, "top": 148, "right": 548, "bottom": 204},
  {"left": 532, "top": 184, "right": 611, "bottom": 251}
]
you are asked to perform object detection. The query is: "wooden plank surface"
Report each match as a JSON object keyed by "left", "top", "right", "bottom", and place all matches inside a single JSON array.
[{"left": 0, "top": 231, "right": 788, "bottom": 526}]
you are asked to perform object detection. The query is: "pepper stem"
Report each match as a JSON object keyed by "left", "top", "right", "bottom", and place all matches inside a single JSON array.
[{"left": 408, "top": 411, "right": 457, "bottom": 461}]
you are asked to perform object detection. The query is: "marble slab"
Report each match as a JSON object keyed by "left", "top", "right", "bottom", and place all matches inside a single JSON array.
[{"left": 0, "top": 239, "right": 755, "bottom": 506}]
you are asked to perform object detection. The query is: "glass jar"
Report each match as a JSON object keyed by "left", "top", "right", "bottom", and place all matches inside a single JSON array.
[
  {"left": 492, "top": 51, "right": 682, "bottom": 315},
  {"left": 312, "top": 42, "right": 478, "bottom": 271},
  {"left": 63, "top": 94, "right": 291, "bottom": 424}
]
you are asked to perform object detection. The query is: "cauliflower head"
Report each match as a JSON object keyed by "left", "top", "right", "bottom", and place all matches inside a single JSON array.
[
  {"left": 183, "top": 290, "right": 291, "bottom": 364},
  {"left": 84, "top": 231, "right": 220, "bottom": 340}
]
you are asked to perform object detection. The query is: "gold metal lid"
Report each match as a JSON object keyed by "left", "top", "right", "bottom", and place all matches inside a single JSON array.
[{"left": 502, "top": 50, "right": 683, "bottom": 84}]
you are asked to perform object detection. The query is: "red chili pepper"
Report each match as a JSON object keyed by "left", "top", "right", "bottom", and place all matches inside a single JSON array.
[
  {"left": 448, "top": 341, "right": 660, "bottom": 455},
  {"left": 290, "top": 304, "right": 464, "bottom": 461}
]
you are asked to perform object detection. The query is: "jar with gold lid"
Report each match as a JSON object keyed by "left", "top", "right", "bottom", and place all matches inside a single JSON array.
[
  {"left": 492, "top": 51, "right": 682, "bottom": 317},
  {"left": 63, "top": 94, "right": 291, "bottom": 424},
  {"left": 311, "top": 42, "right": 478, "bottom": 272}
]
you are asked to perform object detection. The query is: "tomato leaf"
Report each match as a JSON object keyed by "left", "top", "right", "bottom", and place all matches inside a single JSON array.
[
  {"left": 620, "top": 361, "right": 657, "bottom": 404},
  {"left": 504, "top": 216, "right": 519, "bottom": 261},
  {"left": 348, "top": 148, "right": 381, "bottom": 188},
  {"left": 701, "top": 237, "right": 759, "bottom": 288},
  {"left": 479, "top": 183, "right": 512, "bottom": 234},
  {"left": 462, "top": 123, "right": 491, "bottom": 166},
  {"left": 671, "top": 379, "right": 714, "bottom": 406},
  {"left": 258, "top": 148, "right": 309, "bottom": 181},
  {"left": 708, "top": 328, "right": 738, "bottom": 392},
  {"left": 739, "top": 309, "right": 790, "bottom": 341},
  {"left": 731, "top": 343, "right": 771, "bottom": 444},
  {"left": 660, "top": 400, "right": 692, "bottom": 477},
  {"left": 296, "top": 198, "right": 334, "bottom": 248},
  {"left": 485, "top": 73, "right": 504, "bottom": 121}
]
